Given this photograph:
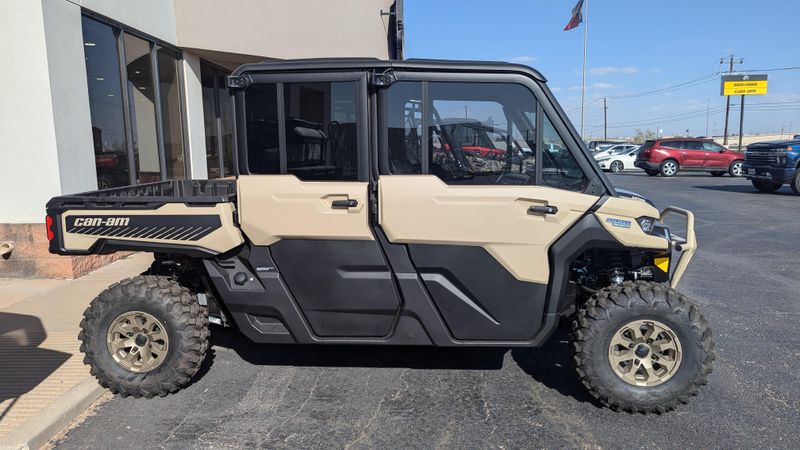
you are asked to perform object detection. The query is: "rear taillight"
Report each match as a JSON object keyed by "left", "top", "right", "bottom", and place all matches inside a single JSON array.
[{"left": 45, "top": 215, "right": 54, "bottom": 241}]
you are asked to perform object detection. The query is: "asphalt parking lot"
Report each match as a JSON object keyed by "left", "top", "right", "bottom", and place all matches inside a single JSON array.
[{"left": 52, "top": 173, "right": 800, "bottom": 449}]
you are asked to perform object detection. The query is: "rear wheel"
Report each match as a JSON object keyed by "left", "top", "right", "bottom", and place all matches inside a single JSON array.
[
  {"left": 710, "top": 171, "right": 726, "bottom": 177},
  {"left": 573, "top": 281, "right": 714, "bottom": 413},
  {"left": 609, "top": 160, "right": 624, "bottom": 173},
  {"left": 79, "top": 276, "right": 209, "bottom": 397},
  {"left": 728, "top": 160, "right": 744, "bottom": 177},
  {"left": 645, "top": 169, "right": 660, "bottom": 176},
  {"left": 751, "top": 179, "right": 782, "bottom": 193},
  {"left": 660, "top": 160, "right": 678, "bottom": 177}
]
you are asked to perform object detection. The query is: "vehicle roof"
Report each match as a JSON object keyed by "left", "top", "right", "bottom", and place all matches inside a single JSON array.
[
  {"left": 231, "top": 58, "right": 547, "bottom": 82},
  {"left": 655, "top": 137, "right": 715, "bottom": 141}
]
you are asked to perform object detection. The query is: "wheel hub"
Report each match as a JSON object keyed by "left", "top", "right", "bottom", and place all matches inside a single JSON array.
[
  {"left": 608, "top": 319, "right": 682, "bottom": 387},
  {"left": 106, "top": 311, "right": 169, "bottom": 373}
]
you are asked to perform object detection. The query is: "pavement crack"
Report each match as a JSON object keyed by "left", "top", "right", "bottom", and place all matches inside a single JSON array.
[
  {"left": 259, "top": 369, "right": 321, "bottom": 447},
  {"left": 345, "top": 367, "right": 410, "bottom": 450}
]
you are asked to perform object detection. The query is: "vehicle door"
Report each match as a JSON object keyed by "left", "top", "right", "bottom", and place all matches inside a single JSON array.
[
  {"left": 681, "top": 141, "right": 705, "bottom": 168},
  {"left": 702, "top": 141, "right": 728, "bottom": 168},
  {"left": 236, "top": 72, "right": 402, "bottom": 338},
  {"left": 376, "top": 75, "right": 601, "bottom": 341}
]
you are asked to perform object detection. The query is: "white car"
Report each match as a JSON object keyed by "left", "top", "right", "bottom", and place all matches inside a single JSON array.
[
  {"left": 596, "top": 147, "right": 642, "bottom": 173},
  {"left": 593, "top": 143, "right": 639, "bottom": 159}
]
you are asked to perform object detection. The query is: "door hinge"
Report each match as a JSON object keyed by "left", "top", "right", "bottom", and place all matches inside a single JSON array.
[
  {"left": 226, "top": 75, "right": 252, "bottom": 91},
  {"left": 370, "top": 70, "right": 397, "bottom": 87}
]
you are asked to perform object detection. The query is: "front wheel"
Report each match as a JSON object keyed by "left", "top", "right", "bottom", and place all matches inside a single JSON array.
[
  {"left": 791, "top": 168, "right": 800, "bottom": 195},
  {"left": 752, "top": 179, "right": 782, "bottom": 193},
  {"left": 729, "top": 160, "right": 744, "bottom": 177},
  {"left": 79, "top": 276, "right": 209, "bottom": 397},
  {"left": 660, "top": 160, "right": 678, "bottom": 177},
  {"left": 573, "top": 281, "right": 714, "bottom": 413},
  {"left": 609, "top": 160, "right": 624, "bottom": 173}
]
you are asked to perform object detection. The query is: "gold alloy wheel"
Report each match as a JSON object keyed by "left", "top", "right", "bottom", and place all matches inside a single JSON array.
[
  {"left": 608, "top": 319, "right": 682, "bottom": 387},
  {"left": 106, "top": 311, "right": 169, "bottom": 373}
]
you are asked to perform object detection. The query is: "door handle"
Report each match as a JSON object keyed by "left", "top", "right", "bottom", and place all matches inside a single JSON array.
[
  {"left": 528, "top": 205, "right": 558, "bottom": 215},
  {"left": 331, "top": 199, "right": 358, "bottom": 209}
]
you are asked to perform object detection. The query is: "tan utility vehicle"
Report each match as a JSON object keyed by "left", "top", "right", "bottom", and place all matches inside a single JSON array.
[{"left": 46, "top": 59, "right": 713, "bottom": 412}]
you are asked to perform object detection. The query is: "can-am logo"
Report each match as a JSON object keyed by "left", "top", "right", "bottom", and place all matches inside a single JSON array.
[
  {"left": 73, "top": 217, "right": 130, "bottom": 227},
  {"left": 606, "top": 217, "right": 632, "bottom": 229}
]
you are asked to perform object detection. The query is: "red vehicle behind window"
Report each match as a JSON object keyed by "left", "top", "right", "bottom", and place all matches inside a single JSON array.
[{"left": 634, "top": 138, "right": 744, "bottom": 177}]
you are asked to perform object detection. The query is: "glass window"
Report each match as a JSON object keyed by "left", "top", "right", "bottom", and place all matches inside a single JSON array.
[
  {"left": 283, "top": 82, "right": 359, "bottom": 180},
  {"left": 702, "top": 141, "right": 722, "bottom": 151},
  {"left": 157, "top": 46, "right": 185, "bottom": 179},
  {"left": 663, "top": 140, "right": 682, "bottom": 149},
  {"left": 386, "top": 82, "right": 423, "bottom": 174},
  {"left": 123, "top": 34, "right": 160, "bottom": 183},
  {"left": 218, "top": 73, "right": 236, "bottom": 177},
  {"left": 685, "top": 140, "right": 703, "bottom": 150},
  {"left": 428, "top": 82, "right": 537, "bottom": 185},
  {"left": 244, "top": 83, "right": 280, "bottom": 174},
  {"left": 201, "top": 63, "right": 221, "bottom": 178},
  {"left": 81, "top": 16, "right": 130, "bottom": 189},
  {"left": 541, "top": 115, "right": 588, "bottom": 191}
]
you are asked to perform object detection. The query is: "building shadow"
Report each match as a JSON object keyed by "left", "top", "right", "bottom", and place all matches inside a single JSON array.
[
  {"left": 208, "top": 325, "right": 597, "bottom": 406},
  {"left": 692, "top": 184, "right": 794, "bottom": 195},
  {"left": 0, "top": 313, "right": 71, "bottom": 423}
]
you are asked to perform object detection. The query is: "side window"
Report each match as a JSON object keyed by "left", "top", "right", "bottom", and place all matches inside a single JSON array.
[
  {"left": 428, "top": 82, "right": 537, "bottom": 185},
  {"left": 386, "top": 82, "right": 423, "bottom": 174},
  {"left": 662, "top": 140, "right": 680, "bottom": 149},
  {"left": 284, "top": 82, "right": 358, "bottom": 180},
  {"left": 245, "top": 83, "right": 280, "bottom": 174},
  {"left": 541, "top": 115, "right": 588, "bottom": 192},
  {"left": 685, "top": 141, "right": 703, "bottom": 151},
  {"left": 702, "top": 142, "right": 722, "bottom": 151}
]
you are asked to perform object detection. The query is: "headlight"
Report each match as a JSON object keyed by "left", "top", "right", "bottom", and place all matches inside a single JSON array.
[
  {"left": 636, "top": 216, "right": 657, "bottom": 233},
  {"left": 776, "top": 148, "right": 789, "bottom": 165}
]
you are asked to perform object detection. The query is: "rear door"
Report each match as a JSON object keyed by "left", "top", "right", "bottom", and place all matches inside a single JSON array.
[
  {"left": 237, "top": 73, "right": 401, "bottom": 338},
  {"left": 682, "top": 140, "right": 706, "bottom": 167},
  {"left": 377, "top": 76, "right": 600, "bottom": 341}
]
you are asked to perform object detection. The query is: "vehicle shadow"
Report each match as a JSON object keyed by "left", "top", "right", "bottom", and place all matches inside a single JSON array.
[
  {"left": 692, "top": 184, "right": 794, "bottom": 195},
  {"left": 0, "top": 313, "right": 71, "bottom": 422},
  {"left": 208, "top": 325, "right": 598, "bottom": 407}
]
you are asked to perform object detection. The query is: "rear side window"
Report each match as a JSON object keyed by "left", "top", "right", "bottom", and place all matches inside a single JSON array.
[
  {"left": 245, "top": 84, "right": 280, "bottom": 174},
  {"left": 283, "top": 82, "right": 359, "bottom": 180},
  {"left": 662, "top": 140, "right": 683, "bottom": 149}
]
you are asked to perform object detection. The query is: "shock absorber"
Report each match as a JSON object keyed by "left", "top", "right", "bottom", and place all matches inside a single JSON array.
[{"left": 606, "top": 252, "right": 626, "bottom": 285}]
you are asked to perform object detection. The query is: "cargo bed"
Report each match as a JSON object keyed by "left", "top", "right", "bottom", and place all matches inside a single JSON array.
[{"left": 46, "top": 180, "right": 243, "bottom": 257}]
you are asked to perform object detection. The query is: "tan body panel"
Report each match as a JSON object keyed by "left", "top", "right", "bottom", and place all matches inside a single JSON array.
[
  {"left": 61, "top": 203, "right": 243, "bottom": 253},
  {"left": 378, "top": 175, "right": 599, "bottom": 284},
  {"left": 238, "top": 175, "right": 372, "bottom": 246},
  {"left": 594, "top": 197, "right": 669, "bottom": 250}
]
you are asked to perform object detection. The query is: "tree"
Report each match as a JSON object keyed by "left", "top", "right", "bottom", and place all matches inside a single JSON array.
[{"left": 632, "top": 128, "right": 657, "bottom": 144}]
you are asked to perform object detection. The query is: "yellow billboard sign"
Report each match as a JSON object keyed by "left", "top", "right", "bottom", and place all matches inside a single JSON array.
[{"left": 720, "top": 74, "right": 768, "bottom": 96}]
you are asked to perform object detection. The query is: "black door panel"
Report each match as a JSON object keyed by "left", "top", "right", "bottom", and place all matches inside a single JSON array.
[
  {"left": 408, "top": 244, "right": 546, "bottom": 340},
  {"left": 270, "top": 239, "right": 401, "bottom": 337}
]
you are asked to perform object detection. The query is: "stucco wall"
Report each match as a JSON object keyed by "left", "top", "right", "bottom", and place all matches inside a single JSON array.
[{"left": 174, "top": 0, "right": 395, "bottom": 60}]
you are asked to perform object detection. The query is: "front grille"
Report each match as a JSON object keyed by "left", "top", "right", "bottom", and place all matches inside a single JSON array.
[{"left": 745, "top": 151, "right": 778, "bottom": 166}]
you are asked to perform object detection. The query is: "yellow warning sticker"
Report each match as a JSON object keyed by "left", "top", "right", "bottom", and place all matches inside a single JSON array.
[{"left": 655, "top": 256, "right": 670, "bottom": 272}]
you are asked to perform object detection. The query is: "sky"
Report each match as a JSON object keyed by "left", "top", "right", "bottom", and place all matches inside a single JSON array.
[{"left": 405, "top": 0, "right": 800, "bottom": 139}]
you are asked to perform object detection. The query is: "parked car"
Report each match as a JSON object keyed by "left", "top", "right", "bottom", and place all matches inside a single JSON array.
[
  {"left": 743, "top": 138, "right": 800, "bottom": 194},
  {"left": 593, "top": 143, "right": 640, "bottom": 160},
  {"left": 586, "top": 140, "right": 623, "bottom": 152},
  {"left": 596, "top": 146, "right": 642, "bottom": 173},
  {"left": 46, "top": 58, "right": 712, "bottom": 413},
  {"left": 634, "top": 138, "right": 744, "bottom": 177}
]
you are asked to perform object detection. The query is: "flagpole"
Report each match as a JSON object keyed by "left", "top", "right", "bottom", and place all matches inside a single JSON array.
[{"left": 580, "top": 0, "right": 588, "bottom": 139}]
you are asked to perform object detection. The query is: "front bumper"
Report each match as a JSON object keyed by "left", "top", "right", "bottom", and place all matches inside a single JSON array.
[
  {"left": 659, "top": 206, "right": 697, "bottom": 288},
  {"left": 742, "top": 164, "right": 794, "bottom": 184}
]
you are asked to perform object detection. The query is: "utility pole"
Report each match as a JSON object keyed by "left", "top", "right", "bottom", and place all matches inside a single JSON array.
[
  {"left": 721, "top": 55, "right": 743, "bottom": 145},
  {"left": 738, "top": 95, "right": 745, "bottom": 151},
  {"left": 603, "top": 97, "right": 608, "bottom": 140},
  {"left": 705, "top": 99, "right": 710, "bottom": 136}
]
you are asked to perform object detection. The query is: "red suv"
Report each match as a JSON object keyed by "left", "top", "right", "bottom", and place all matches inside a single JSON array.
[{"left": 634, "top": 138, "right": 744, "bottom": 177}]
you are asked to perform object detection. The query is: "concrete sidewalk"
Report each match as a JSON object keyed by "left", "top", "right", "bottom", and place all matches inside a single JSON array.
[{"left": 0, "top": 253, "right": 152, "bottom": 449}]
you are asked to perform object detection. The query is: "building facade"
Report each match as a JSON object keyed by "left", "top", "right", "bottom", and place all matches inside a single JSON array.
[{"left": 0, "top": 0, "right": 403, "bottom": 278}]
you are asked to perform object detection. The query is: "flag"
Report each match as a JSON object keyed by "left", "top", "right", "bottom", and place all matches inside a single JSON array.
[{"left": 563, "top": 0, "right": 584, "bottom": 31}]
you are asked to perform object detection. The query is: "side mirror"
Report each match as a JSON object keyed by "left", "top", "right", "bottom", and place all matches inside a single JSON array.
[{"left": 719, "top": 148, "right": 726, "bottom": 153}]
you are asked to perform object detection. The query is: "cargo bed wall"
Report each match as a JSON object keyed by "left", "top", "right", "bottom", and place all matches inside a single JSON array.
[{"left": 52, "top": 203, "right": 243, "bottom": 256}]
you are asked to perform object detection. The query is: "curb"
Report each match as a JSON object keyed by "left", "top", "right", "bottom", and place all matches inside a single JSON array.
[{"left": 0, "top": 379, "right": 105, "bottom": 450}]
